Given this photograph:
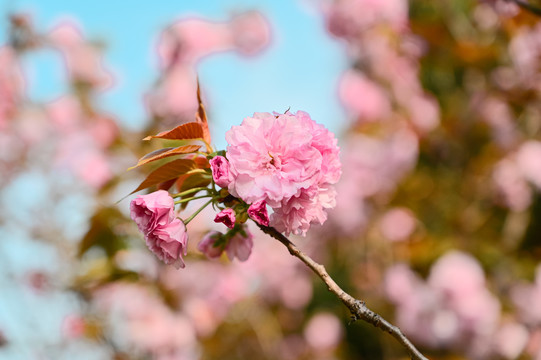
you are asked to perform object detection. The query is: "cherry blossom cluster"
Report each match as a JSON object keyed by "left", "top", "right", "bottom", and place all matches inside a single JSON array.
[{"left": 130, "top": 110, "right": 341, "bottom": 268}]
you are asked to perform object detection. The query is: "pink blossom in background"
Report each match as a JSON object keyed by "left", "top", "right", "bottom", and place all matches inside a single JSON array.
[
  {"left": 0, "top": 46, "right": 25, "bottom": 129},
  {"left": 407, "top": 93, "right": 440, "bottom": 133},
  {"left": 511, "top": 264, "right": 541, "bottom": 325},
  {"left": 157, "top": 19, "right": 233, "bottom": 68},
  {"left": 379, "top": 207, "right": 416, "bottom": 242},
  {"left": 61, "top": 314, "right": 86, "bottom": 339},
  {"left": 225, "top": 111, "right": 341, "bottom": 235},
  {"left": 427, "top": 251, "right": 487, "bottom": 299},
  {"left": 335, "top": 129, "right": 418, "bottom": 199},
  {"left": 148, "top": 12, "right": 270, "bottom": 122},
  {"left": 145, "top": 65, "right": 199, "bottom": 121},
  {"left": 493, "top": 156, "right": 533, "bottom": 212},
  {"left": 474, "top": 95, "right": 518, "bottom": 148},
  {"left": 230, "top": 11, "right": 271, "bottom": 56},
  {"left": 54, "top": 132, "right": 113, "bottom": 189},
  {"left": 157, "top": 11, "right": 270, "bottom": 68},
  {"left": 509, "top": 24, "right": 541, "bottom": 84},
  {"left": 88, "top": 115, "right": 119, "bottom": 149},
  {"left": 384, "top": 252, "right": 502, "bottom": 356},
  {"left": 338, "top": 70, "right": 391, "bottom": 122},
  {"left": 239, "top": 228, "right": 314, "bottom": 309},
  {"left": 325, "top": 0, "right": 409, "bottom": 38},
  {"left": 48, "top": 22, "right": 114, "bottom": 89},
  {"left": 328, "top": 129, "right": 418, "bottom": 236},
  {"left": 494, "top": 322, "right": 529, "bottom": 360},
  {"left": 209, "top": 155, "right": 232, "bottom": 188},
  {"left": 247, "top": 200, "right": 269, "bottom": 226},
  {"left": 197, "top": 231, "right": 224, "bottom": 259},
  {"left": 303, "top": 312, "right": 343, "bottom": 351},
  {"left": 93, "top": 283, "right": 198, "bottom": 358},
  {"left": 225, "top": 229, "right": 253, "bottom": 261},
  {"left": 47, "top": 95, "right": 83, "bottom": 134},
  {"left": 214, "top": 208, "right": 236, "bottom": 229},
  {"left": 13, "top": 106, "right": 50, "bottom": 147},
  {"left": 516, "top": 141, "right": 541, "bottom": 189},
  {"left": 130, "top": 190, "right": 188, "bottom": 269}
]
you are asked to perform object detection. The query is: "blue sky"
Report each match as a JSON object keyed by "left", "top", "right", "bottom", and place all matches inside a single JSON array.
[{"left": 3, "top": 0, "right": 349, "bottom": 149}]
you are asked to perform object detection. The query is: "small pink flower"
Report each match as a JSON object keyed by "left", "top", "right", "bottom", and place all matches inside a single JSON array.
[
  {"left": 130, "top": 190, "right": 188, "bottom": 269},
  {"left": 248, "top": 200, "right": 269, "bottom": 226},
  {"left": 226, "top": 228, "right": 253, "bottom": 262},
  {"left": 214, "top": 208, "right": 236, "bottom": 228},
  {"left": 130, "top": 190, "right": 174, "bottom": 234},
  {"left": 146, "top": 218, "right": 188, "bottom": 269},
  {"left": 210, "top": 155, "right": 232, "bottom": 188},
  {"left": 198, "top": 231, "right": 224, "bottom": 259}
]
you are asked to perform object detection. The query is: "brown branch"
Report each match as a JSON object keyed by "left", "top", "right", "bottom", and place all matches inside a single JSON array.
[{"left": 257, "top": 224, "right": 429, "bottom": 360}]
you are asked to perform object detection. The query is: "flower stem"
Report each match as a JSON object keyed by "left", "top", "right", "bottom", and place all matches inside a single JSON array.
[
  {"left": 171, "top": 187, "right": 211, "bottom": 198},
  {"left": 174, "top": 195, "right": 212, "bottom": 205},
  {"left": 184, "top": 199, "right": 213, "bottom": 225}
]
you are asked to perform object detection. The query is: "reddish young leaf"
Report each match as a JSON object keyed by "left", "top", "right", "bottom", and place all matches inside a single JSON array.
[
  {"left": 130, "top": 158, "right": 198, "bottom": 194},
  {"left": 176, "top": 171, "right": 212, "bottom": 193},
  {"left": 143, "top": 122, "right": 204, "bottom": 141},
  {"left": 130, "top": 145, "right": 201, "bottom": 169},
  {"left": 194, "top": 155, "right": 210, "bottom": 169},
  {"left": 157, "top": 178, "right": 177, "bottom": 192},
  {"left": 195, "top": 79, "right": 212, "bottom": 146}
]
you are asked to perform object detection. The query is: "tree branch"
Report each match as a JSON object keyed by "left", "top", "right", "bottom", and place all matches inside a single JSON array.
[{"left": 257, "top": 224, "right": 429, "bottom": 360}]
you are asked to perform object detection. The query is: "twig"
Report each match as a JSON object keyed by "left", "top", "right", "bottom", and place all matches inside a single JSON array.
[{"left": 257, "top": 224, "right": 429, "bottom": 360}]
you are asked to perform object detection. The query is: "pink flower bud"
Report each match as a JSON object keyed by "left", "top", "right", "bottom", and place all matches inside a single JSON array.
[
  {"left": 214, "top": 208, "right": 236, "bottom": 228},
  {"left": 210, "top": 155, "right": 232, "bottom": 188},
  {"left": 225, "top": 228, "right": 253, "bottom": 262},
  {"left": 198, "top": 231, "right": 225, "bottom": 259},
  {"left": 248, "top": 200, "right": 269, "bottom": 226}
]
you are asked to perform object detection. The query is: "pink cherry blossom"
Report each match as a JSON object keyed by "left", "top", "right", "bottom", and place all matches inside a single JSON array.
[
  {"left": 130, "top": 190, "right": 188, "bottom": 269},
  {"left": 338, "top": 70, "right": 391, "bottom": 122},
  {"left": 225, "top": 110, "right": 341, "bottom": 235},
  {"left": 214, "top": 208, "right": 236, "bottom": 229},
  {"left": 248, "top": 200, "right": 270, "bottom": 226},
  {"left": 198, "top": 231, "right": 224, "bottom": 259},
  {"left": 516, "top": 141, "right": 541, "bottom": 189},
  {"left": 157, "top": 12, "right": 270, "bottom": 69},
  {"left": 48, "top": 21, "right": 114, "bottom": 89},
  {"left": 384, "top": 252, "right": 501, "bottom": 354},
  {"left": 325, "top": 0, "right": 409, "bottom": 38},
  {"left": 304, "top": 312, "right": 343, "bottom": 351},
  {"left": 61, "top": 314, "right": 86, "bottom": 339},
  {"left": 379, "top": 207, "right": 416, "bottom": 242},
  {"left": 209, "top": 155, "right": 232, "bottom": 188},
  {"left": 225, "top": 228, "right": 253, "bottom": 262},
  {"left": 511, "top": 264, "right": 541, "bottom": 325},
  {"left": 230, "top": 11, "right": 271, "bottom": 56}
]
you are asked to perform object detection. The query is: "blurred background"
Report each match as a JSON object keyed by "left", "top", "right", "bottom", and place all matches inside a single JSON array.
[{"left": 1, "top": 0, "right": 541, "bottom": 359}]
